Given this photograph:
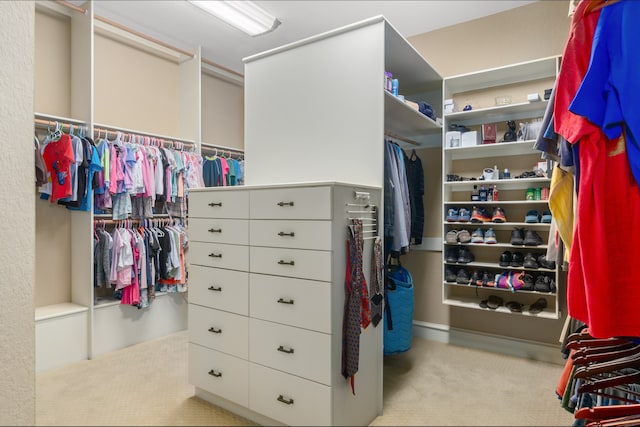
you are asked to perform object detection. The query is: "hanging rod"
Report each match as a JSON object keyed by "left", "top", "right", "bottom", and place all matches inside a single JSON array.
[
  {"left": 200, "top": 142, "right": 245, "bottom": 155},
  {"left": 55, "top": 0, "right": 87, "bottom": 15},
  {"left": 93, "top": 123, "right": 196, "bottom": 148},
  {"left": 34, "top": 118, "right": 87, "bottom": 131},
  {"left": 384, "top": 131, "right": 420, "bottom": 146}
]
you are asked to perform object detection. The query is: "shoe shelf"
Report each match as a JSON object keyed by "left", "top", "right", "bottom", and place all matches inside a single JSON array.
[
  {"left": 444, "top": 140, "right": 539, "bottom": 160},
  {"left": 443, "top": 221, "right": 551, "bottom": 230},
  {"left": 444, "top": 177, "right": 551, "bottom": 192},
  {"left": 444, "top": 260, "right": 556, "bottom": 273},
  {"left": 442, "top": 296, "right": 559, "bottom": 319},
  {"left": 441, "top": 55, "right": 563, "bottom": 318}
]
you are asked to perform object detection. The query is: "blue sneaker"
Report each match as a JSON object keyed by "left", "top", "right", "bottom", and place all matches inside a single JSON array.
[
  {"left": 458, "top": 207, "right": 471, "bottom": 222},
  {"left": 446, "top": 208, "right": 459, "bottom": 222},
  {"left": 541, "top": 210, "right": 552, "bottom": 224},
  {"left": 484, "top": 228, "right": 497, "bottom": 244},
  {"left": 470, "top": 228, "right": 484, "bottom": 243},
  {"left": 525, "top": 210, "right": 540, "bottom": 223}
]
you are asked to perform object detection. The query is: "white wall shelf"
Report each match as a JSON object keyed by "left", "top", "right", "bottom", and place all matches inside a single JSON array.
[{"left": 444, "top": 139, "right": 539, "bottom": 159}]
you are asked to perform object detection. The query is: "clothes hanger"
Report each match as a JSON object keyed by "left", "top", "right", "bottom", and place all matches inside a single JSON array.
[
  {"left": 572, "top": 344, "right": 640, "bottom": 366},
  {"left": 575, "top": 404, "right": 640, "bottom": 423},
  {"left": 578, "top": 370, "right": 640, "bottom": 395},
  {"left": 574, "top": 351, "right": 640, "bottom": 379},
  {"left": 566, "top": 337, "right": 631, "bottom": 350}
]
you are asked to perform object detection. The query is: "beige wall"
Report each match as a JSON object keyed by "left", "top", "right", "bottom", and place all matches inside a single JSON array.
[
  {"left": 0, "top": 2, "right": 35, "bottom": 424},
  {"left": 202, "top": 74, "right": 244, "bottom": 150},
  {"left": 407, "top": 1, "right": 571, "bottom": 345}
]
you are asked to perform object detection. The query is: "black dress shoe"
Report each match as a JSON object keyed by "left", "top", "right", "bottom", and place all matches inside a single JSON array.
[
  {"left": 523, "top": 230, "right": 544, "bottom": 246},
  {"left": 510, "top": 228, "right": 525, "bottom": 245},
  {"left": 510, "top": 251, "right": 524, "bottom": 267},
  {"left": 523, "top": 253, "right": 539, "bottom": 269},
  {"left": 499, "top": 251, "right": 512, "bottom": 267}
]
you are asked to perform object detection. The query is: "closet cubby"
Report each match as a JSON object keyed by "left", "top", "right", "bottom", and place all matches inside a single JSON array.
[
  {"left": 441, "top": 55, "right": 565, "bottom": 320},
  {"left": 34, "top": 1, "right": 244, "bottom": 372}
]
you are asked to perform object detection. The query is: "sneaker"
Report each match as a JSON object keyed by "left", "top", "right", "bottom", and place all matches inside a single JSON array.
[
  {"left": 509, "top": 271, "right": 526, "bottom": 290},
  {"left": 525, "top": 210, "right": 540, "bottom": 223},
  {"left": 457, "top": 247, "right": 475, "bottom": 264},
  {"left": 484, "top": 228, "right": 497, "bottom": 244},
  {"left": 458, "top": 207, "right": 471, "bottom": 222},
  {"left": 523, "top": 230, "right": 544, "bottom": 246},
  {"left": 541, "top": 210, "right": 553, "bottom": 224},
  {"left": 550, "top": 279, "right": 557, "bottom": 293},
  {"left": 510, "top": 251, "right": 524, "bottom": 267},
  {"left": 510, "top": 228, "right": 525, "bottom": 245},
  {"left": 456, "top": 268, "right": 470, "bottom": 284},
  {"left": 445, "top": 248, "right": 459, "bottom": 263},
  {"left": 492, "top": 207, "right": 507, "bottom": 223},
  {"left": 534, "top": 275, "right": 551, "bottom": 292},
  {"left": 499, "top": 251, "right": 512, "bottom": 267},
  {"left": 470, "top": 206, "right": 492, "bottom": 223},
  {"left": 521, "top": 273, "right": 535, "bottom": 291},
  {"left": 470, "top": 270, "right": 482, "bottom": 287},
  {"left": 457, "top": 229, "right": 471, "bottom": 243},
  {"left": 537, "top": 254, "right": 556, "bottom": 270},
  {"left": 445, "top": 267, "right": 457, "bottom": 283},
  {"left": 470, "top": 228, "right": 484, "bottom": 243},
  {"left": 446, "top": 230, "right": 459, "bottom": 244},
  {"left": 446, "top": 207, "right": 459, "bottom": 222},
  {"left": 523, "top": 253, "right": 539, "bottom": 269},
  {"left": 481, "top": 271, "right": 492, "bottom": 287}
]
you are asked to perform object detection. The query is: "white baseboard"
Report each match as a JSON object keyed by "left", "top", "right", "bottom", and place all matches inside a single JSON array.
[{"left": 412, "top": 320, "right": 565, "bottom": 365}]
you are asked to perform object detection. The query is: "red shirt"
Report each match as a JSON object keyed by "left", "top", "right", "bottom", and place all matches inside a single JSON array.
[{"left": 42, "top": 134, "right": 74, "bottom": 202}]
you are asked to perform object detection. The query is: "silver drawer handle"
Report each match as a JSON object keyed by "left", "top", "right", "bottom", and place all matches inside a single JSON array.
[
  {"left": 277, "top": 345, "right": 294, "bottom": 354},
  {"left": 208, "top": 369, "right": 222, "bottom": 378},
  {"left": 208, "top": 228, "right": 222, "bottom": 233},
  {"left": 208, "top": 286, "right": 222, "bottom": 292},
  {"left": 208, "top": 202, "right": 222, "bottom": 207},
  {"left": 277, "top": 298, "right": 294, "bottom": 305},
  {"left": 277, "top": 395, "right": 294, "bottom": 405},
  {"left": 277, "top": 231, "right": 295, "bottom": 237},
  {"left": 277, "top": 201, "right": 294, "bottom": 207},
  {"left": 278, "top": 260, "right": 295, "bottom": 266},
  {"left": 208, "top": 327, "right": 222, "bottom": 334},
  {"left": 209, "top": 253, "right": 222, "bottom": 258}
]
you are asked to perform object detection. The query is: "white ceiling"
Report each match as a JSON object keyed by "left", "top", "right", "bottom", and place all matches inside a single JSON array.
[{"left": 89, "top": 0, "right": 537, "bottom": 75}]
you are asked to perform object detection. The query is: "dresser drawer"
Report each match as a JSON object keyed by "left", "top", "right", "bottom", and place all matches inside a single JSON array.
[
  {"left": 249, "top": 318, "right": 331, "bottom": 385},
  {"left": 249, "top": 274, "right": 331, "bottom": 333},
  {"left": 189, "top": 241, "right": 249, "bottom": 271},
  {"left": 189, "top": 304, "right": 248, "bottom": 359},
  {"left": 249, "top": 363, "right": 331, "bottom": 427},
  {"left": 189, "top": 218, "right": 248, "bottom": 245},
  {"left": 249, "top": 187, "right": 332, "bottom": 220},
  {"left": 188, "top": 265, "right": 248, "bottom": 315},
  {"left": 189, "top": 343, "right": 248, "bottom": 407},
  {"left": 189, "top": 190, "right": 249, "bottom": 219},
  {"left": 249, "top": 247, "right": 331, "bottom": 281},
  {"left": 249, "top": 220, "right": 331, "bottom": 250}
]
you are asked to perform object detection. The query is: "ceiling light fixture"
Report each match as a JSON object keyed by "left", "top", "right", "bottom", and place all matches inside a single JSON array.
[{"left": 189, "top": 1, "right": 280, "bottom": 37}]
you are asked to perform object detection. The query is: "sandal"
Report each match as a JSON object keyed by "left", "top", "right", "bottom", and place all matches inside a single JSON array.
[
  {"left": 487, "top": 295, "right": 504, "bottom": 310},
  {"left": 479, "top": 300, "right": 488, "bottom": 309},
  {"left": 506, "top": 301, "right": 524, "bottom": 313},
  {"left": 529, "top": 297, "right": 547, "bottom": 314}
]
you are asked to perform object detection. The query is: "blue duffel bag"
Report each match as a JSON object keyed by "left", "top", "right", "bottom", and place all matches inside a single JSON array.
[{"left": 383, "top": 261, "right": 414, "bottom": 355}]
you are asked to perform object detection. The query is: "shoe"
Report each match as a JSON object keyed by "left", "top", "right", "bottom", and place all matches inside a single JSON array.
[
  {"left": 537, "top": 254, "right": 556, "bottom": 270},
  {"left": 499, "top": 251, "right": 512, "bottom": 267},
  {"left": 523, "top": 253, "right": 539, "bottom": 269},
  {"left": 456, "top": 268, "right": 470, "bottom": 284},
  {"left": 458, "top": 207, "right": 471, "bottom": 222},
  {"left": 508, "top": 271, "right": 526, "bottom": 290},
  {"left": 510, "top": 228, "right": 525, "bottom": 245},
  {"left": 525, "top": 210, "right": 540, "bottom": 223},
  {"left": 470, "top": 228, "right": 484, "bottom": 243},
  {"left": 550, "top": 279, "right": 557, "bottom": 293},
  {"left": 457, "top": 229, "right": 471, "bottom": 243},
  {"left": 487, "top": 295, "right": 504, "bottom": 310},
  {"left": 481, "top": 271, "right": 492, "bottom": 287},
  {"left": 541, "top": 210, "right": 552, "bottom": 224},
  {"left": 446, "top": 207, "right": 459, "bottom": 222},
  {"left": 484, "top": 228, "right": 497, "bottom": 244},
  {"left": 486, "top": 273, "right": 498, "bottom": 287},
  {"left": 445, "top": 248, "right": 459, "bottom": 263},
  {"left": 506, "top": 301, "right": 524, "bottom": 313},
  {"left": 529, "top": 297, "right": 548, "bottom": 314},
  {"left": 445, "top": 267, "right": 457, "bottom": 283},
  {"left": 446, "top": 230, "right": 459, "bottom": 244},
  {"left": 457, "top": 247, "right": 475, "bottom": 264},
  {"left": 470, "top": 270, "right": 482, "bottom": 287},
  {"left": 523, "top": 230, "right": 544, "bottom": 246},
  {"left": 521, "top": 273, "right": 535, "bottom": 291},
  {"left": 470, "top": 206, "right": 492, "bottom": 223},
  {"left": 492, "top": 207, "right": 507, "bottom": 223},
  {"left": 534, "top": 275, "right": 552, "bottom": 292},
  {"left": 496, "top": 271, "right": 509, "bottom": 289},
  {"left": 510, "top": 251, "right": 524, "bottom": 267}
]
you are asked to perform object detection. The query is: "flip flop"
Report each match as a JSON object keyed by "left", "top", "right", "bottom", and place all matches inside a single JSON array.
[
  {"left": 487, "top": 295, "right": 504, "bottom": 310},
  {"left": 529, "top": 297, "right": 547, "bottom": 314},
  {"left": 506, "top": 301, "right": 524, "bottom": 313},
  {"left": 479, "top": 300, "right": 488, "bottom": 309}
]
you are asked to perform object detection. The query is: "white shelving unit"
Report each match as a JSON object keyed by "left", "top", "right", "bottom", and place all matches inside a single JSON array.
[{"left": 441, "top": 55, "right": 564, "bottom": 320}]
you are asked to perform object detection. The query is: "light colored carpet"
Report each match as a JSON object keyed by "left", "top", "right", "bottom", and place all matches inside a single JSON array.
[{"left": 36, "top": 331, "right": 573, "bottom": 426}]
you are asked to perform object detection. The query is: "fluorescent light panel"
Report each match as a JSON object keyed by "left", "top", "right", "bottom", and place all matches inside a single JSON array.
[{"left": 190, "top": 1, "right": 280, "bottom": 36}]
